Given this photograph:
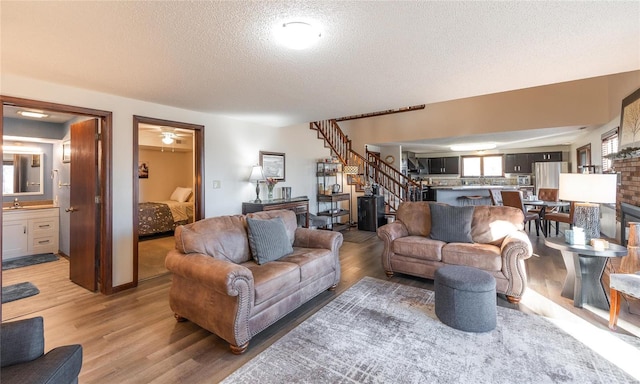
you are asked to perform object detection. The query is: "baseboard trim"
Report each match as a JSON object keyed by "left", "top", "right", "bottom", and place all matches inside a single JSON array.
[{"left": 111, "top": 281, "right": 136, "bottom": 294}]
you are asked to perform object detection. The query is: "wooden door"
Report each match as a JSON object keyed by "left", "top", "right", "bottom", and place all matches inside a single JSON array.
[{"left": 69, "top": 118, "right": 99, "bottom": 291}]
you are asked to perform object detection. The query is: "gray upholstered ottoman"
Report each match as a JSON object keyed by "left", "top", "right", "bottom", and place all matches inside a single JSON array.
[{"left": 434, "top": 265, "right": 497, "bottom": 332}]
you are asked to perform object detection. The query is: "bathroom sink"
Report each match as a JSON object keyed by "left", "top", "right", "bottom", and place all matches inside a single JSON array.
[{"left": 3, "top": 204, "right": 55, "bottom": 211}]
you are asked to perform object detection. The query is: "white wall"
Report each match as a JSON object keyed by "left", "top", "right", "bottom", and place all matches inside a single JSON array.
[{"left": 1, "top": 74, "right": 330, "bottom": 287}]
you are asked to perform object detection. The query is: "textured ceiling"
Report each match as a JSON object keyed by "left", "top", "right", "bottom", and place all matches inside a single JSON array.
[{"left": 1, "top": 1, "right": 639, "bottom": 129}]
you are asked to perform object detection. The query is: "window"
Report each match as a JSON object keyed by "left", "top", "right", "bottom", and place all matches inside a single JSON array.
[
  {"left": 601, "top": 128, "right": 619, "bottom": 172},
  {"left": 461, "top": 155, "right": 504, "bottom": 177},
  {"left": 462, "top": 157, "right": 481, "bottom": 176}
]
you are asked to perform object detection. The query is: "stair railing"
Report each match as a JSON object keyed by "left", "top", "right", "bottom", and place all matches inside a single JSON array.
[{"left": 311, "top": 119, "right": 423, "bottom": 212}]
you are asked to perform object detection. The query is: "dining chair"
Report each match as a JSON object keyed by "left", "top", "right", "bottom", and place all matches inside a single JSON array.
[
  {"left": 527, "top": 188, "right": 559, "bottom": 234},
  {"left": 501, "top": 190, "right": 541, "bottom": 236},
  {"left": 527, "top": 188, "right": 559, "bottom": 215},
  {"left": 609, "top": 272, "right": 640, "bottom": 330},
  {"left": 488, "top": 189, "right": 503, "bottom": 206},
  {"left": 544, "top": 201, "right": 575, "bottom": 236}
]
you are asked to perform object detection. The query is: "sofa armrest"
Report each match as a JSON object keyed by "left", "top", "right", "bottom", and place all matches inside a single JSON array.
[
  {"left": 376, "top": 221, "right": 409, "bottom": 243},
  {"left": 377, "top": 222, "right": 410, "bottom": 275},
  {"left": 500, "top": 230, "right": 533, "bottom": 298},
  {"left": 293, "top": 228, "right": 343, "bottom": 251},
  {"left": 165, "top": 250, "right": 253, "bottom": 296}
]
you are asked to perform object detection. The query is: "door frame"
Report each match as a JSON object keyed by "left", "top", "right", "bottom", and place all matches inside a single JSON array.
[
  {"left": 132, "top": 115, "right": 204, "bottom": 285},
  {"left": 0, "top": 95, "right": 114, "bottom": 294}
]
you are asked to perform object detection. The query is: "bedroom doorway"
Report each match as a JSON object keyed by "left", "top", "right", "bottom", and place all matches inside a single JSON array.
[{"left": 133, "top": 116, "right": 204, "bottom": 283}]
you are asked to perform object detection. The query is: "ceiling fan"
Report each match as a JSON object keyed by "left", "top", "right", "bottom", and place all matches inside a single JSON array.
[{"left": 156, "top": 128, "right": 188, "bottom": 145}]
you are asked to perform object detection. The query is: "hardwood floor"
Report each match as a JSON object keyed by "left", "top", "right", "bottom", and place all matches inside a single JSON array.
[
  {"left": 138, "top": 235, "right": 173, "bottom": 280},
  {"left": 2, "top": 228, "right": 639, "bottom": 383}
]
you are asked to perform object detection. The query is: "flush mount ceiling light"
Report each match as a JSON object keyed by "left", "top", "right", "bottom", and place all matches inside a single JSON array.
[
  {"left": 161, "top": 132, "right": 175, "bottom": 145},
  {"left": 276, "top": 21, "right": 321, "bottom": 50},
  {"left": 17, "top": 110, "right": 49, "bottom": 119},
  {"left": 450, "top": 143, "right": 497, "bottom": 152}
]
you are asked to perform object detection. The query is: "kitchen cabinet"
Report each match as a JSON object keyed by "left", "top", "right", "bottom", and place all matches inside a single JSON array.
[
  {"left": 529, "top": 151, "right": 562, "bottom": 163},
  {"left": 427, "top": 156, "right": 459, "bottom": 174},
  {"left": 504, "top": 153, "right": 532, "bottom": 173},
  {"left": 2, "top": 207, "right": 59, "bottom": 260},
  {"left": 505, "top": 151, "right": 563, "bottom": 173}
]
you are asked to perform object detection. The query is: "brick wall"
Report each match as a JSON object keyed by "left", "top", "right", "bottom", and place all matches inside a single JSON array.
[{"left": 614, "top": 157, "right": 640, "bottom": 222}]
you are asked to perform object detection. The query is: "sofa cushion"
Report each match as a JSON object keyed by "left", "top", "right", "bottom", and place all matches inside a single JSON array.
[
  {"left": 395, "top": 201, "right": 433, "bottom": 237},
  {"left": 393, "top": 236, "right": 444, "bottom": 261},
  {"left": 441, "top": 243, "right": 502, "bottom": 271},
  {"left": 429, "top": 204, "right": 474, "bottom": 243},
  {"left": 471, "top": 205, "right": 525, "bottom": 246},
  {"left": 246, "top": 261, "right": 300, "bottom": 305},
  {"left": 246, "top": 210, "right": 298, "bottom": 245},
  {"left": 280, "top": 248, "right": 335, "bottom": 283},
  {"left": 247, "top": 217, "right": 294, "bottom": 264},
  {"left": 175, "top": 215, "right": 252, "bottom": 264}
]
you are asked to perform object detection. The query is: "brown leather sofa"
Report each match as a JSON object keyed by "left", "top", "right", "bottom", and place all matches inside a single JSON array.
[
  {"left": 165, "top": 209, "right": 342, "bottom": 354},
  {"left": 377, "top": 202, "right": 533, "bottom": 303}
]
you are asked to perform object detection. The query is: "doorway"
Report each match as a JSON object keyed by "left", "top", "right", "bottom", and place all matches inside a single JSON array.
[
  {"left": 1, "top": 96, "right": 113, "bottom": 294},
  {"left": 132, "top": 116, "right": 203, "bottom": 284}
]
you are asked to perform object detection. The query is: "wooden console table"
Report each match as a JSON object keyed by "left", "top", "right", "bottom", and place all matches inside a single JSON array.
[{"left": 242, "top": 196, "right": 309, "bottom": 228}]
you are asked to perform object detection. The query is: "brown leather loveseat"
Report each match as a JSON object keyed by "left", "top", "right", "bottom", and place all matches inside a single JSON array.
[
  {"left": 165, "top": 209, "right": 342, "bottom": 354},
  {"left": 377, "top": 202, "right": 532, "bottom": 303}
]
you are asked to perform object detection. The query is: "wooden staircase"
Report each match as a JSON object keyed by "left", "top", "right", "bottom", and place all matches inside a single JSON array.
[{"left": 310, "top": 119, "right": 423, "bottom": 212}]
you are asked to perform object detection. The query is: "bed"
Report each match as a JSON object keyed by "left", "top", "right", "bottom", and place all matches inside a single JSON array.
[{"left": 138, "top": 187, "right": 194, "bottom": 237}]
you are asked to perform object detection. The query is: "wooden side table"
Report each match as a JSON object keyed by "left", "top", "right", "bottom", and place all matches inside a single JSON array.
[
  {"left": 242, "top": 197, "right": 309, "bottom": 228},
  {"left": 544, "top": 237, "right": 627, "bottom": 310}
]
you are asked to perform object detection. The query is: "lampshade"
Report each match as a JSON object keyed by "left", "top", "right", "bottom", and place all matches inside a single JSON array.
[
  {"left": 343, "top": 165, "right": 359, "bottom": 175},
  {"left": 558, "top": 173, "right": 617, "bottom": 203},
  {"left": 249, "top": 165, "right": 265, "bottom": 182}
]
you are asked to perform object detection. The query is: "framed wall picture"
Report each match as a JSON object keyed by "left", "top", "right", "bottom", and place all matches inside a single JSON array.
[
  {"left": 138, "top": 161, "right": 149, "bottom": 179},
  {"left": 259, "top": 151, "right": 285, "bottom": 181},
  {"left": 62, "top": 140, "right": 71, "bottom": 163},
  {"left": 619, "top": 87, "right": 640, "bottom": 148}
]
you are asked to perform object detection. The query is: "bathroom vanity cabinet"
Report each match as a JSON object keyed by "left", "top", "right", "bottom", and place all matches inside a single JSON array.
[{"left": 2, "top": 207, "right": 59, "bottom": 260}]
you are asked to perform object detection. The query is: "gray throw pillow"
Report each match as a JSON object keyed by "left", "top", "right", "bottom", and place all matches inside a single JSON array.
[
  {"left": 247, "top": 217, "right": 293, "bottom": 264},
  {"left": 429, "top": 204, "right": 474, "bottom": 243}
]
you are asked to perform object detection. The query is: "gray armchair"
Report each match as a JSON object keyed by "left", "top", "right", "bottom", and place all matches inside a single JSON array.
[{"left": 1, "top": 316, "right": 82, "bottom": 384}]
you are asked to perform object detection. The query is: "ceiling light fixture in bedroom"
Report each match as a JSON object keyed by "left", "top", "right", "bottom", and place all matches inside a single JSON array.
[{"left": 161, "top": 132, "right": 175, "bottom": 145}]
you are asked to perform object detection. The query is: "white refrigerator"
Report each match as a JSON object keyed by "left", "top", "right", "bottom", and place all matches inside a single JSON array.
[{"left": 534, "top": 162, "right": 568, "bottom": 195}]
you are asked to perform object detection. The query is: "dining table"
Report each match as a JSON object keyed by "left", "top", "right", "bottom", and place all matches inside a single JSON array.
[{"left": 524, "top": 200, "right": 570, "bottom": 237}]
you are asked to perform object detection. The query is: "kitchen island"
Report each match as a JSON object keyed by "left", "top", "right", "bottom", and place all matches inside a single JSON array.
[{"left": 431, "top": 185, "right": 522, "bottom": 206}]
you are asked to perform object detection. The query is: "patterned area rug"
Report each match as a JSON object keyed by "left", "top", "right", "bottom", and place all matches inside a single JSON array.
[
  {"left": 223, "top": 277, "right": 638, "bottom": 383},
  {"left": 1, "top": 282, "right": 40, "bottom": 303},
  {"left": 2, "top": 253, "right": 59, "bottom": 270}
]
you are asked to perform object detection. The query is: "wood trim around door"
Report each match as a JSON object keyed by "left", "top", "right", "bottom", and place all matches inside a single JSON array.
[
  {"left": 132, "top": 115, "right": 204, "bottom": 287},
  {"left": 1, "top": 95, "right": 114, "bottom": 295}
]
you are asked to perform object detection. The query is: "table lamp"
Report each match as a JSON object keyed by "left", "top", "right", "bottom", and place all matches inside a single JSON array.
[
  {"left": 249, "top": 165, "right": 265, "bottom": 203},
  {"left": 343, "top": 165, "right": 359, "bottom": 226},
  {"left": 558, "top": 173, "right": 617, "bottom": 243}
]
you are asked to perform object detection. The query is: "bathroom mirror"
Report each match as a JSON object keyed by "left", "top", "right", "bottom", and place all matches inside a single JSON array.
[{"left": 2, "top": 152, "right": 44, "bottom": 196}]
